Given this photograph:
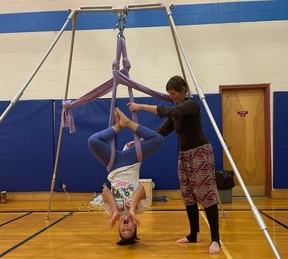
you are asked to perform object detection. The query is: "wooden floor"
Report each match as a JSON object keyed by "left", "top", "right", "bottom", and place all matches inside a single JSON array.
[{"left": 0, "top": 193, "right": 287, "bottom": 259}]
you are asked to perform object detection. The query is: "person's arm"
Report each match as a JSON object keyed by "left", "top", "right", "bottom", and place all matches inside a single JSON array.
[
  {"left": 129, "top": 184, "right": 146, "bottom": 226},
  {"left": 157, "top": 98, "right": 198, "bottom": 118},
  {"left": 128, "top": 101, "right": 177, "bottom": 138},
  {"left": 101, "top": 186, "right": 121, "bottom": 228},
  {"left": 130, "top": 184, "right": 146, "bottom": 210},
  {"left": 127, "top": 102, "right": 158, "bottom": 114},
  {"left": 156, "top": 118, "right": 174, "bottom": 137}
]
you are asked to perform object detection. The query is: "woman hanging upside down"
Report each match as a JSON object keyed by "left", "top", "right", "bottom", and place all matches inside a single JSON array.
[{"left": 88, "top": 107, "right": 163, "bottom": 245}]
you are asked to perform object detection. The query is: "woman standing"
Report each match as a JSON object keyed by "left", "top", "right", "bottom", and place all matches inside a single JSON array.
[{"left": 127, "top": 75, "right": 221, "bottom": 253}]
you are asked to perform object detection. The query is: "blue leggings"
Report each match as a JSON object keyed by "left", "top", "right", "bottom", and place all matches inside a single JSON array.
[{"left": 88, "top": 125, "right": 163, "bottom": 172}]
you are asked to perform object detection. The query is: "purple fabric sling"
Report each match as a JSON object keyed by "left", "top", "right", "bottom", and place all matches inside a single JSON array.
[{"left": 62, "top": 36, "right": 172, "bottom": 171}]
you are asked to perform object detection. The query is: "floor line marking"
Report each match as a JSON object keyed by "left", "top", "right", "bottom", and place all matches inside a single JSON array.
[
  {"left": 260, "top": 210, "right": 288, "bottom": 229},
  {"left": 0, "top": 212, "right": 32, "bottom": 227},
  {"left": 0, "top": 211, "right": 73, "bottom": 258}
]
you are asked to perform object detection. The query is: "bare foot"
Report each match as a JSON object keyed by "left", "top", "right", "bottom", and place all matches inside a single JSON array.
[
  {"left": 112, "top": 109, "right": 122, "bottom": 132},
  {"left": 115, "top": 108, "right": 129, "bottom": 128},
  {"left": 209, "top": 241, "right": 221, "bottom": 254},
  {"left": 176, "top": 232, "right": 200, "bottom": 243},
  {"left": 176, "top": 237, "right": 190, "bottom": 243}
]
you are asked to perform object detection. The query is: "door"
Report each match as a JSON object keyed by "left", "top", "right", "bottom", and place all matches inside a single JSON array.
[{"left": 220, "top": 84, "right": 271, "bottom": 196}]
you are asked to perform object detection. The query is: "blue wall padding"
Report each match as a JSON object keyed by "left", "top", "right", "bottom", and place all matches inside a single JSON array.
[
  {"left": 0, "top": 95, "right": 224, "bottom": 192},
  {"left": 54, "top": 97, "right": 178, "bottom": 192},
  {"left": 0, "top": 100, "right": 54, "bottom": 191},
  {"left": 196, "top": 94, "right": 223, "bottom": 171},
  {"left": 54, "top": 99, "right": 111, "bottom": 192},
  {"left": 273, "top": 91, "right": 288, "bottom": 188},
  {"left": 54, "top": 95, "right": 223, "bottom": 192},
  {"left": 1, "top": 93, "right": 287, "bottom": 191}
]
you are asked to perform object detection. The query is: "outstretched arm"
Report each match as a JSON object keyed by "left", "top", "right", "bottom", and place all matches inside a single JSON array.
[
  {"left": 101, "top": 186, "right": 121, "bottom": 228},
  {"left": 127, "top": 102, "right": 158, "bottom": 114},
  {"left": 129, "top": 184, "right": 146, "bottom": 226}
]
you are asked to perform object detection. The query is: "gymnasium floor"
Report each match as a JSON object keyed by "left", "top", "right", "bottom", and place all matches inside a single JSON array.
[{"left": 0, "top": 194, "right": 287, "bottom": 258}]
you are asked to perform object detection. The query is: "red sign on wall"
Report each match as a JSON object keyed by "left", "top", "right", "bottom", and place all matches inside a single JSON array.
[{"left": 237, "top": 111, "right": 248, "bottom": 117}]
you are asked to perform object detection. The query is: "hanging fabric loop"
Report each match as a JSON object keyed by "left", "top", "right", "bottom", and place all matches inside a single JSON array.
[{"left": 106, "top": 33, "right": 142, "bottom": 172}]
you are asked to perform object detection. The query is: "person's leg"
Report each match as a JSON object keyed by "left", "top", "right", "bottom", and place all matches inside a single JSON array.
[
  {"left": 186, "top": 204, "right": 200, "bottom": 242},
  {"left": 88, "top": 108, "right": 135, "bottom": 167},
  {"left": 116, "top": 108, "right": 163, "bottom": 160},
  {"left": 115, "top": 107, "right": 138, "bottom": 132},
  {"left": 88, "top": 108, "right": 128, "bottom": 167},
  {"left": 88, "top": 127, "right": 117, "bottom": 167},
  {"left": 176, "top": 204, "right": 200, "bottom": 243},
  {"left": 193, "top": 144, "right": 220, "bottom": 253},
  {"left": 204, "top": 204, "right": 221, "bottom": 253},
  {"left": 176, "top": 151, "right": 200, "bottom": 243}
]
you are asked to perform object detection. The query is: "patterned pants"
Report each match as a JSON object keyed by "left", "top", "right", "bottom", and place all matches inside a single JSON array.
[{"left": 178, "top": 143, "right": 218, "bottom": 208}]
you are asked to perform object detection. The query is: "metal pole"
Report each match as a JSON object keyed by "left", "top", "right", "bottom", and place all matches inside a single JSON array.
[
  {"left": 45, "top": 12, "right": 78, "bottom": 220},
  {"left": 78, "top": 3, "right": 172, "bottom": 13},
  {"left": 164, "top": 4, "right": 281, "bottom": 258},
  {"left": 0, "top": 9, "right": 77, "bottom": 125},
  {"left": 166, "top": 12, "right": 187, "bottom": 83}
]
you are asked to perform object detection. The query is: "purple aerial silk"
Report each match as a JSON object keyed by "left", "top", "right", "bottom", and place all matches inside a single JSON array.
[
  {"left": 62, "top": 37, "right": 171, "bottom": 132},
  {"left": 62, "top": 36, "right": 172, "bottom": 170}
]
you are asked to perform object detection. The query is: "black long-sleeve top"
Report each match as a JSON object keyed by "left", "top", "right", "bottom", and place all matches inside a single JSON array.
[{"left": 156, "top": 97, "right": 209, "bottom": 151}]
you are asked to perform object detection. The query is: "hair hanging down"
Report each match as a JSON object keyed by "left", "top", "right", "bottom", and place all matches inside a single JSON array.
[{"left": 117, "top": 229, "right": 139, "bottom": 246}]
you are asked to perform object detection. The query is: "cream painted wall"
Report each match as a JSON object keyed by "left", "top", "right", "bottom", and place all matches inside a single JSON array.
[
  {"left": 0, "top": 21, "right": 287, "bottom": 100},
  {"left": 0, "top": 1, "right": 287, "bottom": 102}
]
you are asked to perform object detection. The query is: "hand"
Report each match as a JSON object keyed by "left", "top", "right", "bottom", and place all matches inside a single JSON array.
[
  {"left": 130, "top": 209, "right": 141, "bottom": 227},
  {"left": 127, "top": 102, "right": 141, "bottom": 112},
  {"left": 124, "top": 138, "right": 144, "bottom": 149},
  {"left": 108, "top": 211, "right": 121, "bottom": 229},
  {"left": 125, "top": 140, "right": 135, "bottom": 148}
]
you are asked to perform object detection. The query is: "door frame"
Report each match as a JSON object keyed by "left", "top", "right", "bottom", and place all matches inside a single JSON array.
[{"left": 219, "top": 84, "right": 272, "bottom": 197}]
